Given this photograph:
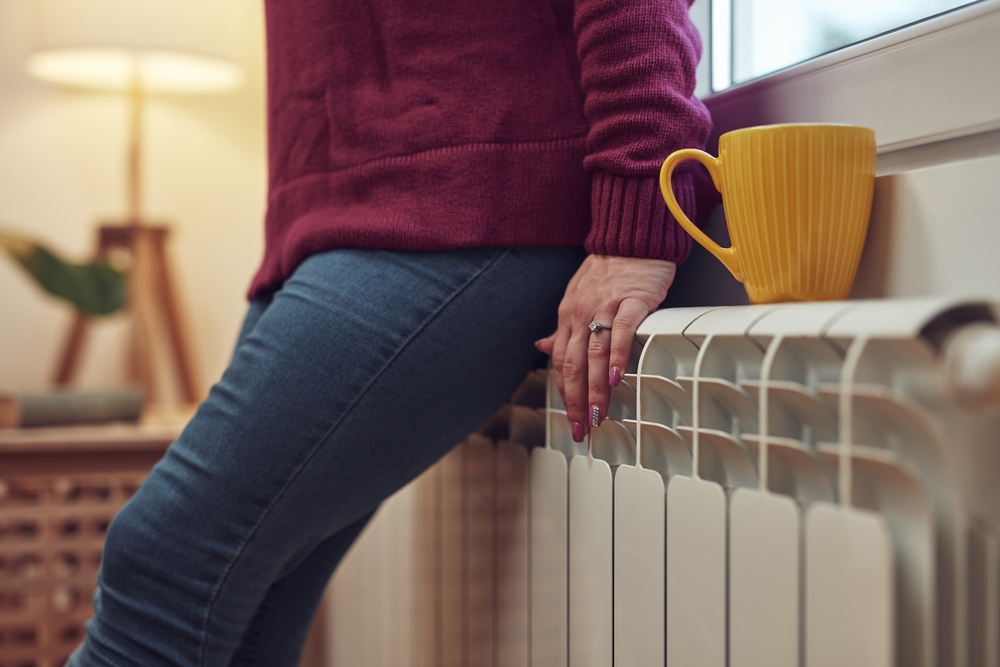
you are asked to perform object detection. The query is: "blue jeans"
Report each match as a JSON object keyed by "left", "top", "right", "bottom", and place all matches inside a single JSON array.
[{"left": 68, "top": 246, "right": 584, "bottom": 666}]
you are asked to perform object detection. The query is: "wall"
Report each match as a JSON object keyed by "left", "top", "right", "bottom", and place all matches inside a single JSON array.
[{"left": 0, "top": 0, "right": 267, "bottom": 397}]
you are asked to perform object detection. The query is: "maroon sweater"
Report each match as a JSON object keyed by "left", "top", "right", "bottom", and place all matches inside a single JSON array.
[{"left": 249, "top": 0, "right": 712, "bottom": 298}]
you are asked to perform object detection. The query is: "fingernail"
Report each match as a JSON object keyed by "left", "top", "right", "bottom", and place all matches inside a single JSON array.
[
  {"left": 534, "top": 338, "right": 545, "bottom": 350},
  {"left": 571, "top": 421, "right": 585, "bottom": 442},
  {"left": 591, "top": 404, "right": 603, "bottom": 428},
  {"left": 609, "top": 366, "right": 622, "bottom": 387}
]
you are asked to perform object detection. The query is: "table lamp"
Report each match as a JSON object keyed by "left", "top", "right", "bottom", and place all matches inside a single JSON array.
[{"left": 25, "top": 0, "right": 247, "bottom": 405}]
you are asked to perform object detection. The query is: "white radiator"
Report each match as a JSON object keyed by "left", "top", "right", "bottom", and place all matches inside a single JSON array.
[{"left": 325, "top": 297, "right": 1000, "bottom": 667}]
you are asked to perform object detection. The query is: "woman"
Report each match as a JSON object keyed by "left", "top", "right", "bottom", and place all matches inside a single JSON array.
[{"left": 69, "top": 0, "right": 711, "bottom": 663}]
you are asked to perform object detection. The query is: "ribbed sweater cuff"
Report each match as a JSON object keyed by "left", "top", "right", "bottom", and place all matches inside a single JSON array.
[{"left": 585, "top": 170, "right": 697, "bottom": 263}]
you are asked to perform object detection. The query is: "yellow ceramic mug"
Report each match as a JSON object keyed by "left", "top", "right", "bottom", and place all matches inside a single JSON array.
[{"left": 660, "top": 123, "right": 876, "bottom": 303}]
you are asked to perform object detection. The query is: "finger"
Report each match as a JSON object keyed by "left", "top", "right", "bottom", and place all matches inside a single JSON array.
[
  {"left": 550, "top": 322, "right": 570, "bottom": 410},
  {"left": 553, "top": 324, "right": 586, "bottom": 443},
  {"left": 534, "top": 333, "right": 556, "bottom": 355},
  {"left": 551, "top": 297, "right": 575, "bottom": 424},
  {"left": 587, "top": 315, "right": 616, "bottom": 428},
  {"left": 608, "top": 298, "right": 651, "bottom": 386},
  {"left": 562, "top": 322, "right": 591, "bottom": 441}
]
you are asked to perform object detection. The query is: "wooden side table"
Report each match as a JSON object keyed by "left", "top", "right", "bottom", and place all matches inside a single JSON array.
[
  {"left": 0, "top": 418, "right": 182, "bottom": 667},
  {"left": 0, "top": 412, "right": 328, "bottom": 667}
]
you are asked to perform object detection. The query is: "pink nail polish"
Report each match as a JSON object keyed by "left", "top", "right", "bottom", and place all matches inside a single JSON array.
[
  {"left": 609, "top": 366, "right": 622, "bottom": 387},
  {"left": 571, "top": 421, "right": 585, "bottom": 442},
  {"left": 591, "top": 404, "right": 603, "bottom": 428}
]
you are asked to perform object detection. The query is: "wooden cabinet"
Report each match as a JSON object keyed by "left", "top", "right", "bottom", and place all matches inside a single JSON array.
[{"left": 0, "top": 420, "right": 179, "bottom": 667}]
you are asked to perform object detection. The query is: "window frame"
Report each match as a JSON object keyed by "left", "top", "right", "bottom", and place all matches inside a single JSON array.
[{"left": 692, "top": 0, "right": 1000, "bottom": 154}]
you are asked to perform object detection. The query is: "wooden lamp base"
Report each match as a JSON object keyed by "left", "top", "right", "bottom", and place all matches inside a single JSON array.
[{"left": 54, "top": 222, "right": 199, "bottom": 405}]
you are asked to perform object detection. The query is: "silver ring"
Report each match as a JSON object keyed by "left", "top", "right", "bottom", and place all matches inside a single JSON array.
[{"left": 589, "top": 321, "right": 612, "bottom": 333}]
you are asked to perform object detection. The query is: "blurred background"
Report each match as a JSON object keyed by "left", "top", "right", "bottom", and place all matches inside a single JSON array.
[
  {"left": 0, "top": 0, "right": 267, "bottom": 397},
  {"left": 1, "top": 1, "right": 995, "bottom": 666}
]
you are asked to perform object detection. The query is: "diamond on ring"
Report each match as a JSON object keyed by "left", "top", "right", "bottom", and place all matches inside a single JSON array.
[{"left": 589, "top": 321, "right": 612, "bottom": 333}]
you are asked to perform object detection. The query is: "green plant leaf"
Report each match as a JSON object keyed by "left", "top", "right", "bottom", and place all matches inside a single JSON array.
[{"left": 0, "top": 231, "right": 127, "bottom": 316}]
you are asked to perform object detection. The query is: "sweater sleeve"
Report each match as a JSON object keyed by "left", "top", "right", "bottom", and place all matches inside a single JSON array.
[{"left": 575, "top": 0, "right": 713, "bottom": 262}]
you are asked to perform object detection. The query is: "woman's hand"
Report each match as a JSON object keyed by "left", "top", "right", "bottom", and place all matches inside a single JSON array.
[{"left": 535, "top": 255, "right": 676, "bottom": 442}]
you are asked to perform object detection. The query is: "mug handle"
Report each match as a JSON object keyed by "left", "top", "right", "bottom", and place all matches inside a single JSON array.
[{"left": 659, "top": 149, "right": 742, "bottom": 282}]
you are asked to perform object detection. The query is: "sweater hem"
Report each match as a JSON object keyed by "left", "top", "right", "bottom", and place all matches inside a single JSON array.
[{"left": 249, "top": 137, "right": 592, "bottom": 298}]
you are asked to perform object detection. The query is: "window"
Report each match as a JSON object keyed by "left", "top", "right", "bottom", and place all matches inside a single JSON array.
[
  {"left": 679, "top": 0, "right": 1000, "bottom": 318},
  {"left": 707, "top": 0, "right": 983, "bottom": 92}
]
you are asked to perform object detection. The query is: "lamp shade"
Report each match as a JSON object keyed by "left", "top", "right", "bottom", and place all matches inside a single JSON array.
[{"left": 27, "top": 0, "right": 247, "bottom": 94}]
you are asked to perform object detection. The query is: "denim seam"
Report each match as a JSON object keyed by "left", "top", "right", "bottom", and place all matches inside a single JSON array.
[
  {"left": 196, "top": 247, "right": 513, "bottom": 665},
  {"left": 234, "top": 585, "right": 277, "bottom": 667}
]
